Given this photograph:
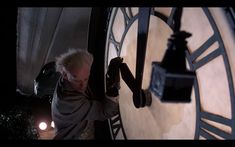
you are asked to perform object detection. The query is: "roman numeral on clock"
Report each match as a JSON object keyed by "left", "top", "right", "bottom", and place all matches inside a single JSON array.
[
  {"left": 198, "top": 111, "right": 233, "bottom": 139},
  {"left": 109, "top": 112, "right": 127, "bottom": 139},
  {"left": 186, "top": 34, "right": 222, "bottom": 70}
]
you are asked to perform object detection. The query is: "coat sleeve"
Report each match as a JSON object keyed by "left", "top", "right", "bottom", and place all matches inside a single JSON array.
[
  {"left": 53, "top": 93, "right": 119, "bottom": 124},
  {"left": 83, "top": 98, "right": 119, "bottom": 121}
]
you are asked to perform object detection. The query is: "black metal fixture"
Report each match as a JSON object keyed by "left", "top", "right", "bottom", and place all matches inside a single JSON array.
[
  {"left": 149, "top": 8, "right": 196, "bottom": 102},
  {"left": 34, "top": 61, "right": 61, "bottom": 99},
  {"left": 119, "top": 62, "right": 152, "bottom": 108},
  {"left": 133, "top": 7, "right": 152, "bottom": 108},
  {"left": 116, "top": 8, "right": 152, "bottom": 108}
]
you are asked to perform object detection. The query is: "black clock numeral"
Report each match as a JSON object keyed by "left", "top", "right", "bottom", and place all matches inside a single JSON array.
[
  {"left": 120, "top": 8, "right": 132, "bottom": 27},
  {"left": 193, "top": 48, "right": 221, "bottom": 70},
  {"left": 198, "top": 111, "right": 233, "bottom": 139},
  {"left": 109, "top": 113, "right": 125, "bottom": 139},
  {"left": 110, "top": 114, "right": 121, "bottom": 139},
  {"left": 127, "top": 8, "right": 133, "bottom": 18},
  {"left": 188, "top": 35, "right": 216, "bottom": 62},
  {"left": 201, "top": 111, "right": 231, "bottom": 126},
  {"left": 111, "top": 123, "right": 121, "bottom": 138},
  {"left": 153, "top": 10, "right": 168, "bottom": 24},
  {"left": 167, "top": 7, "right": 178, "bottom": 29},
  {"left": 109, "top": 30, "right": 121, "bottom": 56},
  {"left": 186, "top": 34, "right": 222, "bottom": 70},
  {"left": 199, "top": 120, "right": 232, "bottom": 139},
  {"left": 199, "top": 128, "right": 217, "bottom": 139}
]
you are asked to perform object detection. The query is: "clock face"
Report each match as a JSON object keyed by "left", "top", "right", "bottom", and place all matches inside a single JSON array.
[{"left": 104, "top": 7, "right": 235, "bottom": 139}]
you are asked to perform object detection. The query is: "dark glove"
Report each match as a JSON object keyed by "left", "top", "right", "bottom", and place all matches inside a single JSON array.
[{"left": 106, "top": 57, "right": 123, "bottom": 97}]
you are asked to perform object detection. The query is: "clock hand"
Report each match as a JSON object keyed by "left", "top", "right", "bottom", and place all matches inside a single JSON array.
[
  {"left": 172, "top": 7, "right": 182, "bottom": 33},
  {"left": 119, "top": 63, "right": 136, "bottom": 93},
  {"left": 149, "top": 7, "right": 195, "bottom": 102},
  {"left": 119, "top": 62, "right": 152, "bottom": 107},
  {"left": 161, "top": 7, "right": 192, "bottom": 73},
  {"left": 134, "top": 7, "right": 151, "bottom": 108}
]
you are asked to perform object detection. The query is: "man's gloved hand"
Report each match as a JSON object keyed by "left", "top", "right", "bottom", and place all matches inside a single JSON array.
[{"left": 106, "top": 57, "right": 123, "bottom": 97}]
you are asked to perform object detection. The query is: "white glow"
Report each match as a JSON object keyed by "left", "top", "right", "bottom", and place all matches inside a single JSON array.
[
  {"left": 39, "top": 122, "right": 47, "bottom": 130},
  {"left": 33, "top": 80, "right": 38, "bottom": 95},
  {"left": 51, "top": 121, "right": 55, "bottom": 128}
]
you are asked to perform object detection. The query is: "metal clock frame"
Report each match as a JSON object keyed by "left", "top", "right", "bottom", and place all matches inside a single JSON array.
[{"left": 105, "top": 7, "right": 235, "bottom": 140}]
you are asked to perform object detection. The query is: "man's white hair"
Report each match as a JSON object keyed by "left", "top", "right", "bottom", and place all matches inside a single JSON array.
[{"left": 55, "top": 48, "right": 93, "bottom": 74}]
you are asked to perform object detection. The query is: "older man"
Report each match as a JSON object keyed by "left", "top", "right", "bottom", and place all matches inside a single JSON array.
[{"left": 52, "top": 48, "right": 122, "bottom": 139}]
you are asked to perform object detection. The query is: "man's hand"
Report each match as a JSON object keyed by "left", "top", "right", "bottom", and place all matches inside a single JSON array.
[{"left": 106, "top": 57, "right": 123, "bottom": 97}]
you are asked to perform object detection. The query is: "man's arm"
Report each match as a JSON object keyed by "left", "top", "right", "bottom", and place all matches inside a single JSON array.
[
  {"left": 82, "top": 57, "right": 123, "bottom": 121},
  {"left": 83, "top": 98, "right": 119, "bottom": 121}
]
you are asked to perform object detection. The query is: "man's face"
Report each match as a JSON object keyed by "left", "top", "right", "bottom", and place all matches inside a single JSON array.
[{"left": 66, "top": 64, "right": 91, "bottom": 93}]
